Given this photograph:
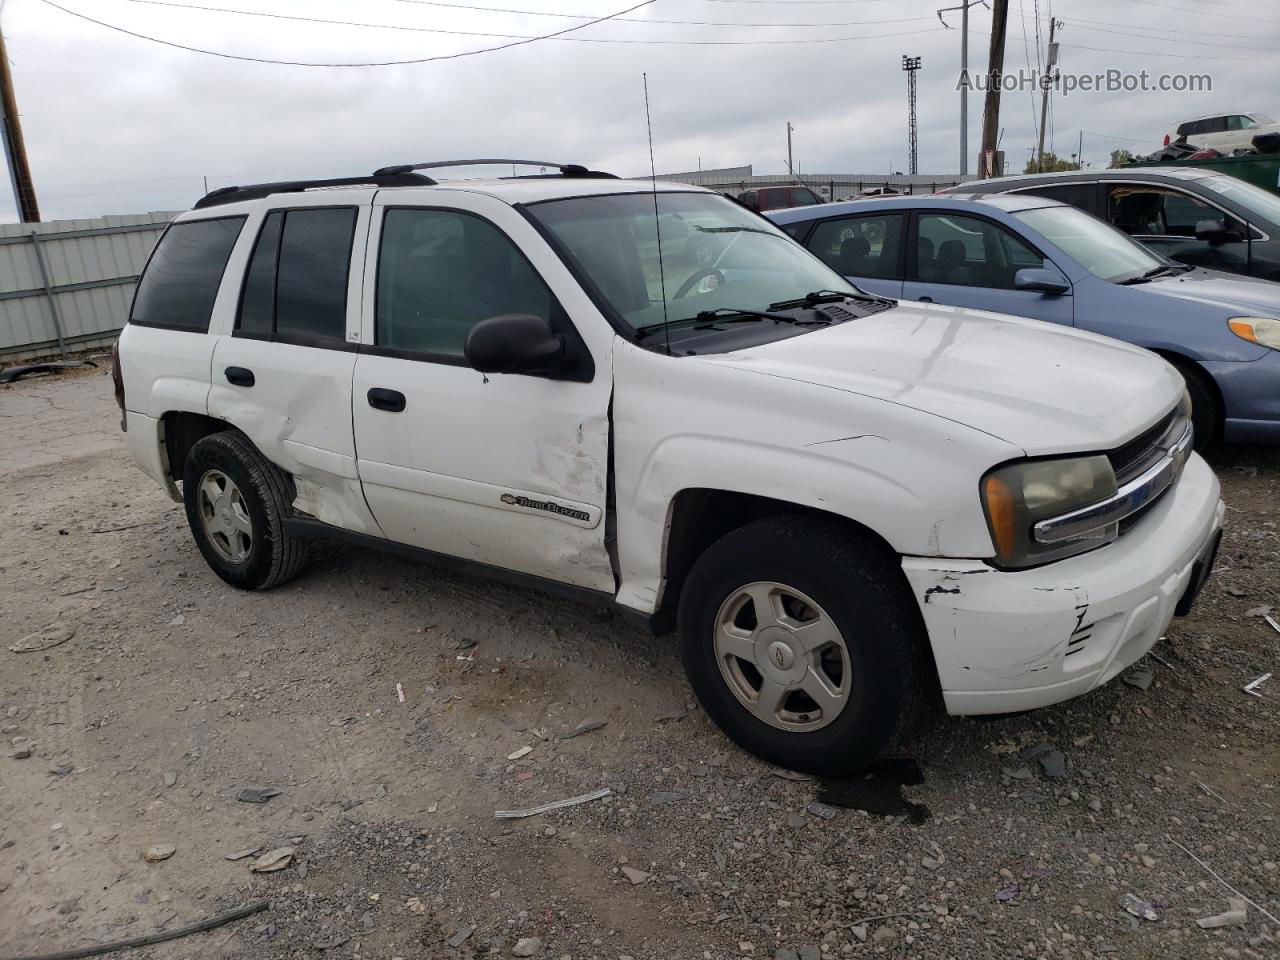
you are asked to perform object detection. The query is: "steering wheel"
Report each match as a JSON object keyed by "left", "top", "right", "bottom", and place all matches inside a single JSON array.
[{"left": 673, "top": 268, "right": 725, "bottom": 300}]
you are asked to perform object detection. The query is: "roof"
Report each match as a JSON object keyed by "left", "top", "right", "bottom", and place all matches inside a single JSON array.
[
  {"left": 765, "top": 192, "right": 1064, "bottom": 224},
  {"left": 959, "top": 166, "right": 1223, "bottom": 193}
]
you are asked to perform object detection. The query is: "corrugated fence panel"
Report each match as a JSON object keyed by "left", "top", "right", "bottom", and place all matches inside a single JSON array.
[{"left": 0, "top": 211, "right": 177, "bottom": 360}]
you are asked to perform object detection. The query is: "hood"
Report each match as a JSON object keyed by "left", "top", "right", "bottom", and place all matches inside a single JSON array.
[
  {"left": 704, "top": 301, "right": 1182, "bottom": 456},
  {"left": 1142, "top": 267, "right": 1280, "bottom": 317}
]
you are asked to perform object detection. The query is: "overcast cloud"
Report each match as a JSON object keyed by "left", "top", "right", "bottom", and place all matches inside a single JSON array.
[{"left": 3, "top": 0, "right": 1276, "bottom": 221}]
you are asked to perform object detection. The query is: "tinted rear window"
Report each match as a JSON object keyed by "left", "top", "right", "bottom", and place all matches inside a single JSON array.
[
  {"left": 274, "top": 208, "right": 356, "bottom": 342},
  {"left": 130, "top": 217, "right": 245, "bottom": 331}
]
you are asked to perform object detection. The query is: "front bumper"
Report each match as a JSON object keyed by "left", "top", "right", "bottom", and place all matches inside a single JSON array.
[{"left": 902, "top": 454, "right": 1223, "bottom": 715}]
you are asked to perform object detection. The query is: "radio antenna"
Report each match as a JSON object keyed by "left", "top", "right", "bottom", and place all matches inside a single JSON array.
[{"left": 643, "top": 73, "right": 671, "bottom": 357}]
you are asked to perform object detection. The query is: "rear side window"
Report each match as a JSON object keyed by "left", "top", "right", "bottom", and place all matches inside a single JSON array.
[
  {"left": 1018, "top": 183, "right": 1095, "bottom": 212},
  {"left": 235, "top": 207, "right": 356, "bottom": 343},
  {"left": 130, "top": 217, "right": 245, "bottom": 331},
  {"left": 806, "top": 212, "right": 905, "bottom": 279}
]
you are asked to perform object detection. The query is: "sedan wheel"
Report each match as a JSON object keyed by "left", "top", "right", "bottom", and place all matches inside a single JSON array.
[{"left": 196, "top": 469, "right": 253, "bottom": 563}]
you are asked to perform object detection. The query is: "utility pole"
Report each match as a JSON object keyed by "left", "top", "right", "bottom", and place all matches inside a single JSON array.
[
  {"left": 937, "top": 1, "right": 986, "bottom": 179},
  {"left": 1034, "top": 18, "right": 1061, "bottom": 174},
  {"left": 1076, "top": 129, "right": 1083, "bottom": 169},
  {"left": 977, "top": 0, "right": 1009, "bottom": 178},
  {"left": 0, "top": 22, "right": 39, "bottom": 222},
  {"left": 902, "top": 56, "right": 921, "bottom": 176},
  {"left": 786, "top": 122, "right": 794, "bottom": 176}
]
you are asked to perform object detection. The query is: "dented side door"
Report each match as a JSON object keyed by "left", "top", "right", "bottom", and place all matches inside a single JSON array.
[{"left": 350, "top": 191, "right": 615, "bottom": 592}]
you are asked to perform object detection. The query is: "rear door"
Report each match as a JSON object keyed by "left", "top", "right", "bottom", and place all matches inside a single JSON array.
[
  {"left": 350, "top": 192, "right": 615, "bottom": 592},
  {"left": 902, "top": 210, "right": 1074, "bottom": 326},
  {"left": 800, "top": 210, "right": 906, "bottom": 298},
  {"left": 209, "top": 191, "right": 382, "bottom": 535}
]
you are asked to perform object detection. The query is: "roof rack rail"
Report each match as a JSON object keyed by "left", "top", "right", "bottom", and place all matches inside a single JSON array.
[
  {"left": 372, "top": 158, "right": 617, "bottom": 179},
  {"left": 192, "top": 172, "right": 436, "bottom": 210}
]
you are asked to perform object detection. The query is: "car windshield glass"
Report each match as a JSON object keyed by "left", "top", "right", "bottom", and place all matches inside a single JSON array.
[
  {"left": 1013, "top": 204, "right": 1162, "bottom": 283},
  {"left": 526, "top": 192, "right": 859, "bottom": 334},
  {"left": 1253, "top": 112, "right": 1275, "bottom": 124},
  {"left": 1199, "top": 175, "right": 1280, "bottom": 226}
]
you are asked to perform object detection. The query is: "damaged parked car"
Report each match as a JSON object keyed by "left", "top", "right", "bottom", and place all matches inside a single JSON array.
[
  {"left": 116, "top": 160, "right": 1222, "bottom": 774},
  {"left": 771, "top": 193, "right": 1280, "bottom": 447}
]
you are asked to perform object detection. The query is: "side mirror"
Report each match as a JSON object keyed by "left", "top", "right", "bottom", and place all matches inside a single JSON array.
[
  {"left": 1014, "top": 267, "right": 1070, "bottom": 296},
  {"left": 1195, "top": 218, "right": 1234, "bottom": 244},
  {"left": 464, "top": 314, "right": 569, "bottom": 377}
]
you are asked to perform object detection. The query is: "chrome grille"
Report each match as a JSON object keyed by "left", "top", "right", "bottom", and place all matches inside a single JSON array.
[{"left": 1108, "top": 409, "right": 1177, "bottom": 486}]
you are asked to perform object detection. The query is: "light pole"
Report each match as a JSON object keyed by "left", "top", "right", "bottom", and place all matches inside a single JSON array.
[{"left": 938, "top": 0, "right": 988, "bottom": 177}]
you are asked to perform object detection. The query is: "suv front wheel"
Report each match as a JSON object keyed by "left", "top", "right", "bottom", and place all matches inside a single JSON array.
[
  {"left": 182, "top": 431, "right": 307, "bottom": 590},
  {"left": 678, "top": 516, "right": 932, "bottom": 776}
]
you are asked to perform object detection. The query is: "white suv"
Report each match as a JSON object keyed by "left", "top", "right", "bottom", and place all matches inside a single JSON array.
[{"left": 115, "top": 159, "right": 1224, "bottom": 774}]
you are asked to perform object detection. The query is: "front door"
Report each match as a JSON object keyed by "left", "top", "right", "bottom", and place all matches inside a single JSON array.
[
  {"left": 351, "top": 193, "right": 615, "bottom": 592},
  {"left": 901, "top": 211, "right": 1075, "bottom": 327}
]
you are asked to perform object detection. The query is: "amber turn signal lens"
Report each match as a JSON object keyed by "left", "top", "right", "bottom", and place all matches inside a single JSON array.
[
  {"left": 983, "top": 473, "right": 1016, "bottom": 561},
  {"left": 1228, "top": 319, "right": 1258, "bottom": 343}
]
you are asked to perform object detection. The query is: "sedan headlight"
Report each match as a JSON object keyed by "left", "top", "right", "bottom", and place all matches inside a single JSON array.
[
  {"left": 1228, "top": 316, "right": 1280, "bottom": 350},
  {"left": 981, "top": 455, "right": 1118, "bottom": 568}
]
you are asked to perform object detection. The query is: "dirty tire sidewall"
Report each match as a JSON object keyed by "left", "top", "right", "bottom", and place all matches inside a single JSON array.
[
  {"left": 182, "top": 431, "right": 306, "bottom": 590},
  {"left": 678, "top": 516, "right": 931, "bottom": 777},
  {"left": 1172, "top": 358, "right": 1220, "bottom": 452}
]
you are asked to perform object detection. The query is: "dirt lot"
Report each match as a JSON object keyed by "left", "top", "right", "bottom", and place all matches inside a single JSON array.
[{"left": 1, "top": 368, "right": 1277, "bottom": 960}]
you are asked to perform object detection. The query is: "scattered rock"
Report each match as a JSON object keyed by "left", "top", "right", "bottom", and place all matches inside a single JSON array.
[
  {"left": 507, "top": 745, "right": 533, "bottom": 761},
  {"left": 49, "top": 761, "right": 73, "bottom": 776},
  {"left": 850, "top": 925, "right": 868, "bottom": 943},
  {"left": 225, "top": 846, "right": 262, "bottom": 861},
  {"left": 1121, "top": 894, "right": 1159, "bottom": 922},
  {"left": 1036, "top": 749, "right": 1067, "bottom": 780},
  {"left": 10, "top": 622, "right": 76, "bottom": 653},
  {"left": 162, "top": 770, "right": 177, "bottom": 788},
  {"left": 1088, "top": 798, "right": 1103, "bottom": 812},
  {"left": 447, "top": 925, "right": 476, "bottom": 948},
  {"left": 1196, "top": 899, "right": 1248, "bottom": 929},
  {"left": 249, "top": 847, "right": 295, "bottom": 873},
  {"left": 237, "top": 787, "right": 281, "bottom": 803},
  {"left": 1245, "top": 606, "right": 1274, "bottom": 618},
  {"left": 871, "top": 925, "right": 897, "bottom": 944},
  {"left": 922, "top": 856, "right": 943, "bottom": 870},
  {"left": 621, "top": 866, "right": 651, "bottom": 885},
  {"left": 805, "top": 802, "right": 836, "bottom": 820},
  {"left": 1123, "top": 669, "right": 1154, "bottom": 691},
  {"left": 996, "top": 883, "right": 1019, "bottom": 902},
  {"left": 558, "top": 719, "right": 607, "bottom": 739},
  {"left": 647, "top": 791, "right": 686, "bottom": 805},
  {"left": 512, "top": 936, "right": 542, "bottom": 956},
  {"left": 9, "top": 741, "right": 32, "bottom": 760},
  {"left": 405, "top": 896, "right": 427, "bottom": 915},
  {"left": 143, "top": 844, "right": 176, "bottom": 862},
  {"left": 168, "top": 614, "right": 186, "bottom": 626}
]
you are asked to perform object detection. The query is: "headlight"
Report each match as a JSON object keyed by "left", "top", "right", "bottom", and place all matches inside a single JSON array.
[
  {"left": 1228, "top": 316, "right": 1280, "bottom": 350},
  {"left": 981, "top": 455, "right": 1118, "bottom": 568}
]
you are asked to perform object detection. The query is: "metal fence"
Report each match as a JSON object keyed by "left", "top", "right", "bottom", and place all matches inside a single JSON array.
[{"left": 0, "top": 211, "right": 176, "bottom": 362}]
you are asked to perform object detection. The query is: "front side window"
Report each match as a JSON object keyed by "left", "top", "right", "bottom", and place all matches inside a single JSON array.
[
  {"left": 526, "top": 191, "right": 859, "bottom": 334},
  {"left": 130, "top": 217, "right": 245, "bottom": 331},
  {"left": 806, "top": 213, "right": 905, "bottom": 280},
  {"left": 915, "top": 212, "right": 1044, "bottom": 288},
  {"left": 235, "top": 207, "right": 356, "bottom": 341},
  {"left": 375, "top": 208, "right": 556, "bottom": 358},
  {"left": 1014, "top": 204, "right": 1161, "bottom": 283},
  {"left": 1106, "top": 185, "right": 1235, "bottom": 238}
]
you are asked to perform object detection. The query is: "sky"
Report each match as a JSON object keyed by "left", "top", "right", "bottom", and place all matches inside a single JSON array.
[{"left": 2, "top": 0, "right": 1277, "bottom": 221}]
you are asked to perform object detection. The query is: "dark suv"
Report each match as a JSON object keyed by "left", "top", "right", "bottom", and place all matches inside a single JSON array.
[
  {"left": 958, "top": 167, "right": 1280, "bottom": 282},
  {"left": 736, "top": 185, "right": 823, "bottom": 213}
]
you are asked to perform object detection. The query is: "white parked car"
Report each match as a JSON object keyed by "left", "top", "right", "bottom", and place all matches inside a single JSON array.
[
  {"left": 1165, "top": 112, "right": 1279, "bottom": 153},
  {"left": 115, "top": 159, "right": 1224, "bottom": 774}
]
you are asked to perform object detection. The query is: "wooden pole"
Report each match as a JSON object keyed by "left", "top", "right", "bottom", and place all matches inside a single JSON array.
[
  {"left": 978, "top": 0, "right": 1009, "bottom": 178},
  {"left": 0, "top": 22, "right": 39, "bottom": 222}
]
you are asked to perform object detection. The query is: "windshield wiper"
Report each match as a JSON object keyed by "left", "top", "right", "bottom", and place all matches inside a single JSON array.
[
  {"left": 768, "top": 289, "right": 885, "bottom": 310},
  {"left": 692, "top": 225, "right": 785, "bottom": 238},
  {"left": 634, "top": 307, "right": 798, "bottom": 340},
  {"left": 1118, "top": 264, "right": 1179, "bottom": 285}
]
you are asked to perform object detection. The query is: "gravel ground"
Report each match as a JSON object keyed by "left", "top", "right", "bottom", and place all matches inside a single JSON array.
[{"left": 1, "top": 369, "right": 1277, "bottom": 960}]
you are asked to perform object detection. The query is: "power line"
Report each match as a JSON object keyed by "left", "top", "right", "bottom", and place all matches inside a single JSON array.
[
  {"left": 35, "top": 0, "right": 659, "bottom": 66},
  {"left": 969, "top": 27, "right": 1279, "bottom": 61},
  {"left": 381, "top": 0, "right": 939, "bottom": 27},
  {"left": 1125, "top": 0, "right": 1280, "bottom": 24}
]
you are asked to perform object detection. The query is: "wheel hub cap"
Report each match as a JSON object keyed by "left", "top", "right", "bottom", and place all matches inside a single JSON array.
[
  {"left": 713, "top": 581, "right": 852, "bottom": 733},
  {"left": 196, "top": 469, "right": 253, "bottom": 564}
]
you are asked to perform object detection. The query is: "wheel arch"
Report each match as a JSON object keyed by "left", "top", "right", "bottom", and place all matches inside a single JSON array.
[
  {"left": 651, "top": 487, "right": 903, "bottom": 635},
  {"left": 1149, "top": 349, "right": 1224, "bottom": 432},
  {"left": 161, "top": 411, "right": 236, "bottom": 482}
]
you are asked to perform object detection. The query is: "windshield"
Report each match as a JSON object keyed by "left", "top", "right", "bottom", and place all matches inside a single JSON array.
[
  {"left": 1013, "top": 204, "right": 1162, "bottom": 283},
  {"left": 1199, "top": 175, "right": 1280, "bottom": 227},
  {"left": 527, "top": 191, "right": 859, "bottom": 334}
]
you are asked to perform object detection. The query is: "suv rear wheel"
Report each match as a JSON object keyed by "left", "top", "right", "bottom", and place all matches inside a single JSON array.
[
  {"left": 182, "top": 431, "right": 307, "bottom": 590},
  {"left": 678, "top": 516, "right": 931, "bottom": 776}
]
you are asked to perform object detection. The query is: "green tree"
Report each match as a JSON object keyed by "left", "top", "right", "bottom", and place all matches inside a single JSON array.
[
  {"left": 1023, "top": 152, "right": 1081, "bottom": 174},
  {"left": 1108, "top": 149, "right": 1135, "bottom": 168}
]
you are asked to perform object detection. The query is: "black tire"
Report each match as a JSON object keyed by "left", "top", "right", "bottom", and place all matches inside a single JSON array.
[
  {"left": 181, "top": 431, "right": 307, "bottom": 590},
  {"left": 1170, "top": 358, "right": 1221, "bottom": 451},
  {"left": 677, "top": 516, "right": 932, "bottom": 776}
]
